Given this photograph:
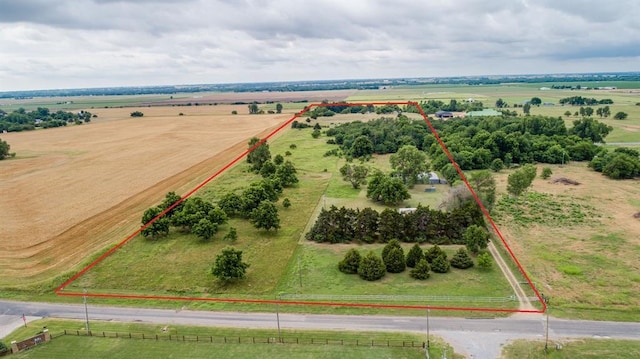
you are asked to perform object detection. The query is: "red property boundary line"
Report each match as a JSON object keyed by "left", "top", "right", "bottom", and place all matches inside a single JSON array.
[{"left": 55, "top": 102, "right": 546, "bottom": 314}]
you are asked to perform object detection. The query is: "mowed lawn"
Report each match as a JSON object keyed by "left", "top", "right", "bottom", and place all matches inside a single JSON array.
[
  {"left": 11, "top": 336, "right": 427, "bottom": 359},
  {"left": 502, "top": 339, "right": 640, "bottom": 359},
  {"left": 5, "top": 319, "right": 444, "bottom": 359}
]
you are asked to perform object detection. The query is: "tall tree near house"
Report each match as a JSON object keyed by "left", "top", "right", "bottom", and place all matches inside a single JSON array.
[{"left": 390, "top": 145, "right": 429, "bottom": 187}]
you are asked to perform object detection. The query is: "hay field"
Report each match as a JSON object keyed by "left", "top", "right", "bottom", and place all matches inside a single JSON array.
[{"left": 0, "top": 105, "right": 287, "bottom": 287}]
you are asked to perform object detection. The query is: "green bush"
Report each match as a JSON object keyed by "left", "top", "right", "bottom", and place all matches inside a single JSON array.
[
  {"left": 384, "top": 247, "right": 406, "bottom": 273},
  {"left": 431, "top": 254, "right": 450, "bottom": 273},
  {"left": 425, "top": 245, "right": 446, "bottom": 264},
  {"left": 477, "top": 252, "right": 493, "bottom": 270},
  {"left": 405, "top": 243, "right": 425, "bottom": 268},
  {"left": 541, "top": 167, "right": 553, "bottom": 179},
  {"left": 358, "top": 251, "right": 386, "bottom": 281},
  {"left": 338, "top": 248, "right": 362, "bottom": 274},
  {"left": 381, "top": 239, "right": 403, "bottom": 262},
  {"left": 450, "top": 248, "right": 474, "bottom": 269},
  {"left": 130, "top": 111, "right": 144, "bottom": 117},
  {"left": 410, "top": 259, "right": 431, "bottom": 280}
]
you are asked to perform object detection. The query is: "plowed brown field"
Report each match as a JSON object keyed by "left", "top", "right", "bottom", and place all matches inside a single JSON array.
[{"left": 0, "top": 105, "right": 288, "bottom": 287}]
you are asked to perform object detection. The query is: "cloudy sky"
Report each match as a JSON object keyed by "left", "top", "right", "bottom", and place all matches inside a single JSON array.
[{"left": 0, "top": 0, "right": 638, "bottom": 91}]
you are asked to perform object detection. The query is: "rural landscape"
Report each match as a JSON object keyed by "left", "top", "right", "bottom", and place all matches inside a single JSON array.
[{"left": 1, "top": 73, "right": 639, "bottom": 358}]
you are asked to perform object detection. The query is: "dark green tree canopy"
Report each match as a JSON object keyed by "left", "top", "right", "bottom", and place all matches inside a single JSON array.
[
  {"left": 338, "top": 248, "right": 362, "bottom": 274},
  {"left": 250, "top": 201, "right": 280, "bottom": 231},
  {"left": 450, "top": 248, "right": 474, "bottom": 269},
  {"left": 358, "top": 251, "right": 386, "bottom": 281},
  {"left": 340, "top": 163, "right": 369, "bottom": 189},
  {"left": 212, "top": 247, "right": 249, "bottom": 283}
]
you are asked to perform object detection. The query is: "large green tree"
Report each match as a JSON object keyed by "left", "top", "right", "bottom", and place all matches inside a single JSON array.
[
  {"left": 351, "top": 135, "right": 374, "bottom": 158},
  {"left": 450, "top": 248, "right": 474, "bottom": 269},
  {"left": 405, "top": 243, "right": 425, "bottom": 268},
  {"left": 250, "top": 201, "right": 280, "bottom": 231},
  {"left": 0, "top": 138, "right": 13, "bottom": 160},
  {"left": 390, "top": 145, "right": 429, "bottom": 186},
  {"left": 366, "top": 171, "right": 410, "bottom": 204},
  {"left": 614, "top": 111, "right": 628, "bottom": 120},
  {"left": 246, "top": 137, "right": 271, "bottom": 172},
  {"left": 339, "top": 163, "right": 369, "bottom": 189},
  {"left": 570, "top": 118, "right": 613, "bottom": 143},
  {"left": 141, "top": 207, "right": 170, "bottom": 239},
  {"left": 212, "top": 247, "right": 249, "bottom": 283},
  {"left": 507, "top": 164, "right": 536, "bottom": 199},
  {"left": 464, "top": 225, "right": 489, "bottom": 255}
]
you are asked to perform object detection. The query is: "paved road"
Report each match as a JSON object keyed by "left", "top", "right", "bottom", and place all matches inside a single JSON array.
[{"left": 1, "top": 300, "right": 639, "bottom": 358}]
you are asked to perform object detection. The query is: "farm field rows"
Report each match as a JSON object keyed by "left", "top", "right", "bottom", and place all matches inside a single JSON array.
[{"left": 0, "top": 105, "right": 288, "bottom": 287}]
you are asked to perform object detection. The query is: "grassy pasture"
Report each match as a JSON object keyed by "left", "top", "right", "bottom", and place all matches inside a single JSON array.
[
  {"left": 501, "top": 338, "right": 640, "bottom": 359},
  {"left": 491, "top": 163, "right": 640, "bottom": 321},
  {"left": 5, "top": 319, "right": 454, "bottom": 359},
  {"left": 69, "top": 117, "right": 515, "bottom": 314}
]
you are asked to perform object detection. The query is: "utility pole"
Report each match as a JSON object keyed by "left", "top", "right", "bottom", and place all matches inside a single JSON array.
[
  {"left": 426, "top": 307, "right": 430, "bottom": 349},
  {"left": 275, "top": 294, "right": 282, "bottom": 343},
  {"left": 83, "top": 289, "right": 90, "bottom": 334},
  {"left": 544, "top": 296, "right": 550, "bottom": 351}
]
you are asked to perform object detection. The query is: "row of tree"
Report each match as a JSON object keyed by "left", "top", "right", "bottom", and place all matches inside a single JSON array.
[
  {"left": 339, "top": 240, "right": 492, "bottom": 281},
  {"left": 559, "top": 96, "right": 613, "bottom": 106},
  {"left": 0, "top": 107, "right": 93, "bottom": 132},
  {"left": 306, "top": 201, "right": 484, "bottom": 245},
  {"left": 403, "top": 99, "right": 485, "bottom": 113}
]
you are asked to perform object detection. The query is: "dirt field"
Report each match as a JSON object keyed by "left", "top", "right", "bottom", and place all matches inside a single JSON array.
[
  {"left": 0, "top": 105, "right": 288, "bottom": 286},
  {"left": 492, "top": 163, "right": 640, "bottom": 315}
]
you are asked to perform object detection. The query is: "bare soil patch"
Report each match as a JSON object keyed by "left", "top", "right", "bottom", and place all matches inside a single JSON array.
[
  {"left": 0, "top": 108, "right": 286, "bottom": 286},
  {"left": 551, "top": 177, "right": 580, "bottom": 185}
]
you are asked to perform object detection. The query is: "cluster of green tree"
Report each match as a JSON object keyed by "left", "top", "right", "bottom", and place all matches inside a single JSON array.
[
  {"left": 559, "top": 96, "right": 614, "bottom": 106},
  {"left": 327, "top": 115, "right": 608, "bottom": 173},
  {"left": 404, "top": 99, "right": 484, "bottom": 114},
  {"left": 0, "top": 138, "right": 14, "bottom": 160},
  {"left": 589, "top": 147, "right": 640, "bottom": 179},
  {"left": 306, "top": 202, "right": 484, "bottom": 245},
  {"left": 140, "top": 192, "right": 229, "bottom": 240},
  {"left": 0, "top": 107, "right": 92, "bottom": 132},
  {"left": 339, "top": 240, "right": 491, "bottom": 282},
  {"left": 325, "top": 116, "right": 430, "bottom": 156},
  {"left": 365, "top": 170, "right": 410, "bottom": 204},
  {"left": 426, "top": 116, "right": 610, "bottom": 171}
]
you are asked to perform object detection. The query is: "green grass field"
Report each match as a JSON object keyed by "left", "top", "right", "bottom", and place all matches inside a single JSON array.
[
  {"left": 502, "top": 338, "right": 640, "bottom": 359},
  {"left": 65, "top": 120, "right": 514, "bottom": 315},
  {"left": 4, "top": 319, "right": 460, "bottom": 359}
]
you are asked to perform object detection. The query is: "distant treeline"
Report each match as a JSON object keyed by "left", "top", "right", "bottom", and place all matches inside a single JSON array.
[
  {"left": 0, "top": 107, "right": 92, "bottom": 132},
  {"left": 2, "top": 72, "right": 639, "bottom": 99}
]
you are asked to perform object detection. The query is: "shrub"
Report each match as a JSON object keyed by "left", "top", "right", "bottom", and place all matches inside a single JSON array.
[
  {"left": 358, "top": 251, "right": 386, "bottom": 281},
  {"left": 431, "top": 254, "right": 450, "bottom": 273},
  {"left": 231, "top": 110, "right": 238, "bottom": 115},
  {"left": 282, "top": 198, "right": 291, "bottom": 208},
  {"left": 450, "top": 248, "right": 474, "bottom": 269},
  {"left": 273, "top": 154, "right": 284, "bottom": 165},
  {"left": 541, "top": 167, "right": 553, "bottom": 179},
  {"left": 223, "top": 227, "right": 238, "bottom": 242},
  {"left": 384, "top": 247, "right": 406, "bottom": 273},
  {"left": 312, "top": 129, "right": 321, "bottom": 138},
  {"left": 382, "top": 239, "right": 403, "bottom": 263},
  {"left": 425, "top": 245, "right": 446, "bottom": 264},
  {"left": 406, "top": 243, "right": 425, "bottom": 268},
  {"left": 490, "top": 158, "right": 505, "bottom": 172},
  {"left": 464, "top": 225, "right": 489, "bottom": 255},
  {"left": 410, "top": 259, "right": 431, "bottom": 280},
  {"left": 289, "top": 144, "right": 297, "bottom": 149},
  {"left": 285, "top": 151, "right": 292, "bottom": 156},
  {"left": 338, "top": 248, "right": 361, "bottom": 274},
  {"left": 477, "top": 252, "right": 493, "bottom": 270},
  {"left": 130, "top": 111, "right": 144, "bottom": 117}
]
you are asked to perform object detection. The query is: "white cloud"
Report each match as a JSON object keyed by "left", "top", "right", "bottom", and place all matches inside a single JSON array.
[{"left": 0, "top": 0, "right": 638, "bottom": 91}]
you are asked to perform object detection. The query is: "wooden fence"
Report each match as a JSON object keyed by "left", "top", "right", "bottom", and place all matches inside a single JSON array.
[{"left": 58, "top": 330, "right": 425, "bottom": 348}]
